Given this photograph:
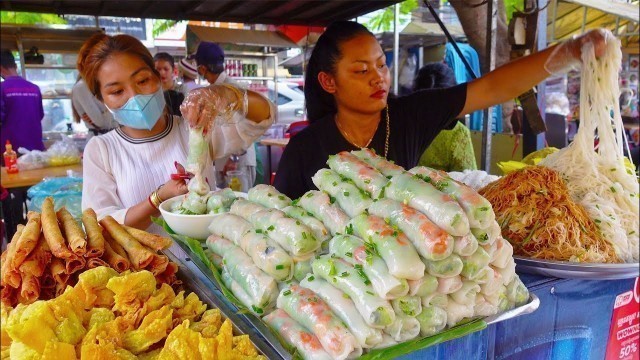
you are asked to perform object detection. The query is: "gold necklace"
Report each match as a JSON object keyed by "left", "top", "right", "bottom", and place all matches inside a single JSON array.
[{"left": 335, "top": 105, "right": 390, "bottom": 158}]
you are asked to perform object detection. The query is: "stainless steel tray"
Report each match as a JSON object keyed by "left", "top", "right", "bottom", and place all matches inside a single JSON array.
[
  {"left": 164, "top": 245, "right": 288, "bottom": 359},
  {"left": 169, "top": 238, "right": 541, "bottom": 358},
  {"left": 514, "top": 256, "right": 640, "bottom": 280}
]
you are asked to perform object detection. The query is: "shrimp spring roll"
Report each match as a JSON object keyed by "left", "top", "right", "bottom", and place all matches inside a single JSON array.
[
  {"left": 480, "top": 267, "right": 503, "bottom": 296},
  {"left": 207, "top": 235, "right": 278, "bottom": 313},
  {"left": 350, "top": 214, "right": 424, "bottom": 280},
  {"left": 239, "top": 230, "right": 293, "bottom": 281},
  {"left": 293, "top": 259, "right": 312, "bottom": 282},
  {"left": 436, "top": 275, "right": 463, "bottom": 294},
  {"left": 229, "top": 198, "right": 268, "bottom": 219},
  {"left": 248, "top": 184, "right": 292, "bottom": 210},
  {"left": 99, "top": 216, "right": 154, "bottom": 269},
  {"left": 208, "top": 213, "right": 252, "bottom": 244},
  {"left": 327, "top": 152, "right": 388, "bottom": 198},
  {"left": 300, "top": 275, "right": 383, "bottom": 348},
  {"left": 471, "top": 222, "right": 500, "bottom": 246},
  {"left": 351, "top": 148, "right": 404, "bottom": 178},
  {"left": 263, "top": 309, "right": 333, "bottom": 360},
  {"left": 249, "top": 208, "right": 321, "bottom": 258},
  {"left": 298, "top": 191, "right": 350, "bottom": 236},
  {"left": 221, "top": 270, "right": 256, "bottom": 313},
  {"left": 490, "top": 237, "right": 514, "bottom": 269},
  {"left": 103, "top": 235, "right": 131, "bottom": 272},
  {"left": 495, "top": 261, "right": 516, "bottom": 285},
  {"left": 282, "top": 205, "right": 331, "bottom": 243},
  {"left": 460, "top": 247, "right": 491, "bottom": 280},
  {"left": 506, "top": 277, "right": 529, "bottom": 306},
  {"left": 329, "top": 234, "right": 409, "bottom": 300},
  {"left": 453, "top": 232, "right": 479, "bottom": 257},
  {"left": 123, "top": 226, "right": 172, "bottom": 251},
  {"left": 57, "top": 207, "right": 86, "bottom": 256},
  {"left": 277, "top": 284, "right": 362, "bottom": 360},
  {"left": 451, "top": 281, "right": 481, "bottom": 306},
  {"left": 82, "top": 208, "right": 105, "bottom": 258},
  {"left": 385, "top": 172, "right": 469, "bottom": 236},
  {"left": 391, "top": 296, "right": 422, "bottom": 317},
  {"left": 383, "top": 314, "right": 421, "bottom": 342},
  {"left": 407, "top": 273, "right": 438, "bottom": 297},
  {"left": 474, "top": 294, "right": 499, "bottom": 317},
  {"left": 312, "top": 168, "right": 372, "bottom": 217},
  {"left": 445, "top": 298, "right": 475, "bottom": 327},
  {"left": 416, "top": 305, "right": 448, "bottom": 337},
  {"left": 410, "top": 166, "right": 495, "bottom": 229},
  {"left": 10, "top": 212, "right": 42, "bottom": 269},
  {"left": 312, "top": 255, "right": 395, "bottom": 329},
  {"left": 1, "top": 225, "right": 23, "bottom": 288},
  {"left": 422, "top": 293, "right": 449, "bottom": 308},
  {"left": 41, "top": 197, "right": 74, "bottom": 259},
  {"left": 206, "top": 188, "right": 237, "bottom": 214},
  {"left": 426, "top": 254, "right": 464, "bottom": 278},
  {"left": 368, "top": 198, "right": 454, "bottom": 261}
]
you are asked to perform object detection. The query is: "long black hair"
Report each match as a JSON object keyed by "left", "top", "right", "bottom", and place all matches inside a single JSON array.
[
  {"left": 414, "top": 62, "right": 457, "bottom": 91},
  {"left": 305, "top": 21, "right": 374, "bottom": 123}
]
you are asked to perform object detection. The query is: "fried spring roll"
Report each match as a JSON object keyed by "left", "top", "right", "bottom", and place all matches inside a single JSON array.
[
  {"left": 57, "top": 207, "right": 87, "bottom": 256},
  {"left": 99, "top": 216, "right": 155, "bottom": 269},
  {"left": 19, "top": 272, "right": 40, "bottom": 304},
  {"left": 86, "top": 257, "right": 109, "bottom": 269},
  {"left": 65, "top": 254, "right": 86, "bottom": 275},
  {"left": 55, "top": 281, "right": 67, "bottom": 297},
  {"left": 145, "top": 254, "right": 169, "bottom": 276},
  {"left": 82, "top": 208, "right": 105, "bottom": 258},
  {"left": 1, "top": 225, "right": 23, "bottom": 288},
  {"left": 0, "top": 285, "right": 16, "bottom": 307},
  {"left": 103, "top": 234, "right": 131, "bottom": 272},
  {"left": 50, "top": 258, "right": 69, "bottom": 286},
  {"left": 18, "top": 234, "right": 52, "bottom": 278},
  {"left": 10, "top": 212, "right": 41, "bottom": 269},
  {"left": 40, "top": 269, "right": 56, "bottom": 289},
  {"left": 41, "top": 197, "right": 74, "bottom": 258},
  {"left": 155, "top": 261, "right": 179, "bottom": 286},
  {"left": 123, "top": 226, "right": 172, "bottom": 251}
]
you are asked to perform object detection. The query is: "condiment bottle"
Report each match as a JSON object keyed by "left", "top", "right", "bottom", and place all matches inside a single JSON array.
[{"left": 3, "top": 140, "right": 19, "bottom": 174}]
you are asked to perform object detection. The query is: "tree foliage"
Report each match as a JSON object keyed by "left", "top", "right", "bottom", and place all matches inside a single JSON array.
[
  {"left": 152, "top": 19, "right": 184, "bottom": 38},
  {"left": 365, "top": 0, "right": 419, "bottom": 32},
  {"left": 1, "top": 11, "right": 67, "bottom": 25}
]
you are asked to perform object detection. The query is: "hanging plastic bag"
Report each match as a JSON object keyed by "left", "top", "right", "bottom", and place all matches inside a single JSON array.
[{"left": 47, "top": 137, "right": 81, "bottom": 167}]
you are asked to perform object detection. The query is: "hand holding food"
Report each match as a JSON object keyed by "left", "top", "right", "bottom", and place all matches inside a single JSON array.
[{"left": 180, "top": 84, "right": 247, "bottom": 131}]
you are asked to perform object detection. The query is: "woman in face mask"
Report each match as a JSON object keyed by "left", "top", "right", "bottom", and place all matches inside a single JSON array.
[{"left": 78, "top": 34, "right": 274, "bottom": 231}]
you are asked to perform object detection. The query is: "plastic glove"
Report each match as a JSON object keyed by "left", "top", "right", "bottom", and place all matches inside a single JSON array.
[
  {"left": 180, "top": 84, "right": 248, "bottom": 131},
  {"left": 544, "top": 28, "right": 611, "bottom": 75}
]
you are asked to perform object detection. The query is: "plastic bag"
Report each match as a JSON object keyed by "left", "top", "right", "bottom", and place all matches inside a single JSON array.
[
  {"left": 47, "top": 137, "right": 81, "bottom": 167},
  {"left": 17, "top": 147, "right": 50, "bottom": 170},
  {"left": 28, "top": 177, "right": 83, "bottom": 219}
]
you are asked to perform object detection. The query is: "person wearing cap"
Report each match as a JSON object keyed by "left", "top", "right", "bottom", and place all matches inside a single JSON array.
[
  {"left": 195, "top": 41, "right": 259, "bottom": 188},
  {"left": 178, "top": 56, "right": 200, "bottom": 98}
]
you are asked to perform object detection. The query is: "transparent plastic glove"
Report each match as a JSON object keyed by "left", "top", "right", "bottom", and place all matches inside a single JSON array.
[
  {"left": 544, "top": 28, "right": 611, "bottom": 75},
  {"left": 180, "top": 84, "right": 248, "bottom": 131}
]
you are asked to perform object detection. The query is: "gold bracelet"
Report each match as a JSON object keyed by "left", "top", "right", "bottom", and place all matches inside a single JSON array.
[{"left": 150, "top": 186, "right": 164, "bottom": 209}]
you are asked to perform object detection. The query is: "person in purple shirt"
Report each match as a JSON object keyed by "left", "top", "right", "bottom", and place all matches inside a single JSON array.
[{"left": 1, "top": 49, "right": 46, "bottom": 155}]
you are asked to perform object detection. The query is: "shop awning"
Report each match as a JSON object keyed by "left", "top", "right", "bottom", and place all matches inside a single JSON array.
[
  {"left": 0, "top": 0, "right": 402, "bottom": 26},
  {"left": 0, "top": 24, "right": 103, "bottom": 53},
  {"left": 187, "top": 25, "right": 297, "bottom": 49}
]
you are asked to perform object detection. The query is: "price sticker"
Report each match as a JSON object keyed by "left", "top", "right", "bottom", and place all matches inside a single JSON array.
[{"left": 606, "top": 278, "right": 640, "bottom": 360}]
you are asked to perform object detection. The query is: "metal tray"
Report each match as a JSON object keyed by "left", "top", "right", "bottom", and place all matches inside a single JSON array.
[
  {"left": 164, "top": 246, "right": 287, "bottom": 359},
  {"left": 514, "top": 256, "right": 640, "bottom": 280},
  {"left": 169, "top": 238, "right": 541, "bottom": 359}
]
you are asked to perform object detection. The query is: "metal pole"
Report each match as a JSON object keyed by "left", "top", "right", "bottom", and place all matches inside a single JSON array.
[
  {"left": 16, "top": 34, "right": 26, "bottom": 78},
  {"left": 581, "top": 7, "right": 587, "bottom": 34},
  {"left": 537, "top": 0, "right": 548, "bottom": 150},
  {"left": 393, "top": 3, "right": 400, "bottom": 95},
  {"left": 481, "top": 0, "right": 498, "bottom": 171}
]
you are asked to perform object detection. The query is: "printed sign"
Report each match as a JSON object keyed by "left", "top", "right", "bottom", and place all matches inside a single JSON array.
[{"left": 606, "top": 278, "right": 640, "bottom": 360}]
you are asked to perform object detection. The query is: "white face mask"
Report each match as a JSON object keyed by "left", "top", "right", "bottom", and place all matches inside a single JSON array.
[{"left": 106, "top": 87, "right": 166, "bottom": 130}]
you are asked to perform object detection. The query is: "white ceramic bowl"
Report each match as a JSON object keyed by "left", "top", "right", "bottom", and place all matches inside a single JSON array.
[{"left": 159, "top": 191, "right": 247, "bottom": 240}]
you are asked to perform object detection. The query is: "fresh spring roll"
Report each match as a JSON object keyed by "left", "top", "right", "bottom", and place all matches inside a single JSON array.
[
  {"left": 329, "top": 234, "right": 409, "bottom": 300},
  {"left": 451, "top": 281, "right": 481, "bottom": 306},
  {"left": 383, "top": 315, "right": 421, "bottom": 342},
  {"left": 372, "top": 334, "right": 399, "bottom": 350},
  {"left": 208, "top": 213, "right": 252, "bottom": 244},
  {"left": 506, "top": 277, "right": 529, "bottom": 306},
  {"left": 471, "top": 266, "right": 493, "bottom": 285},
  {"left": 410, "top": 166, "right": 496, "bottom": 229},
  {"left": 277, "top": 285, "right": 362, "bottom": 360},
  {"left": 327, "top": 152, "right": 389, "bottom": 198},
  {"left": 230, "top": 198, "right": 268, "bottom": 219},
  {"left": 298, "top": 191, "right": 350, "bottom": 236},
  {"left": 481, "top": 239, "right": 499, "bottom": 263},
  {"left": 312, "top": 255, "right": 395, "bottom": 329},
  {"left": 282, "top": 205, "right": 331, "bottom": 243},
  {"left": 178, "top": 191, "right": 208, "bottom": 214},
  {"left": 461, "top": 246, "right": 491, "bottom": 280},
  {"left": 407, "top": 273, "right": 438, "bottom": 297},
  {"left": 480, "top": 267, "right": 503, "bottom": 296},
  {"left": 350, "top": 214, "right": 425, "bottom": 280},
  {"left": 263, "top": 309, "right": 333, "bottom": 360},
  {"left": 293, "top": 259, "right": 312, "bottom": 282},
  {"left": 300, "top": 275, "right": 384, "bottom": 349},
  {"left": 491, "top": 237, "right": 514, "bottom": 269},
  {"left": 474, "top": 294, "right": 499, "bottom": 317},
  {"left": 495, "top": 261, "right": 516, "bottom": 285},
  {"left": 422, "top": 293, "right": 449, "bottom": 308},
  {"left": 351, "top": 148, "right": 405, "bottom": 178},
  {"left": 453, "top": 232, "right": 479, "bottom": 257},
  {"left": 221, "top": 270, "right": 259, "bottom": 314},
  {"left": 312, "top": 168, "right": 372, "bottom": 217},
  {"left": 240, "top": 230, "right": 293, "bottom": 281},
  {"left": 249, "top": 208, "right": 321, "bottom": 258},
  {"left": 385, "top": 172, "right": 469, "bottom": 236},
  {"left": 426, "top": 254, "right": 464, "bottom": 278},
  {"left": 471, "top": 222, "right": 501, "bottom": 246},
  {"left": 206, "top": 188, "right": 237, "bottom": 214},
  {"left": 206, "top": 235, "right": 278, "bottom": 314},
  {"left": 368, "top": 198, "right": 454, "bottom": 261},
  {"left": 444, "top": 297, "right": 475, "bottom": 327},
  {"left": 437, "top": 276, "right": 463, "bottom": 294},
  {"left": 416, "top": 305, "right": 448, "bottom": 337},
  {"left": 391, "top": 296, "right": 422, "bottom": 317},
  {"left": 248, "top": 184, "right": 292, "bottom": 210},
  {"left": 484, "top": 285, "right": 510, "bottom": 312}
]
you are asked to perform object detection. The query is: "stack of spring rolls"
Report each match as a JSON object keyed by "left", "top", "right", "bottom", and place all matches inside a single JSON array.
[
  {"left": 202, "top": 149, "right": 530, "bottom": 360},
  {"left": 0, "top": 197, "right": 177, "bottom": 307}
]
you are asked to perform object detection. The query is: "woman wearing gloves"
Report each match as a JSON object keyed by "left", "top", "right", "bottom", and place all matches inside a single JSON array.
[
  {"left": 79, "top": 33, "right": 274, "bottom": 231},
  {"left": 274, "top": 21, "right": 608, "bottom": 199}
]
